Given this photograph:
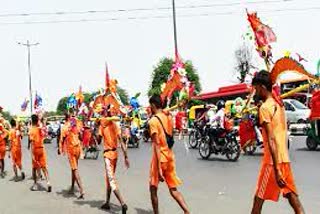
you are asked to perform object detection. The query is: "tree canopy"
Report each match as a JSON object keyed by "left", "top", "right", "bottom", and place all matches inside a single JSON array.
[{"left": 148, "top": 57, "right": 202, "bottom": 100}]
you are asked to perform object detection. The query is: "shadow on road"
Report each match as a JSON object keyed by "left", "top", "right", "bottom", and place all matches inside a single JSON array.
[
  {"left": 30, "top": 183, "right": 48, "bottom": 192},
  {"left": 243, "top": 152, "right": 263, "bottom": 157},
  {"left": 56, "top": 189, "right": 78, "bottom": 199},
  {"left": 197, "top": 157, "right": 234, "bottom": 162},
  {"left": 135, "top": 207, "right": 153, "bottom": 214},
  {"left": 8, "top": 176, "right": 24, "bottom": 182},
  {"left": 296, "top": 147, "right": 320, "bottom": 152},
  {"left": 74, "top": 200, "right": 121, "bottom": 213}
]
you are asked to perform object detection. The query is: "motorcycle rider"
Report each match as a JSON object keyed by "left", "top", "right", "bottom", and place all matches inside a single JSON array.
[
  {"left": 194, "top": 104, "right": 212, "bottom": 136},
  {"left": 209, "top": 100, "right": 226, "bottom": 142}
]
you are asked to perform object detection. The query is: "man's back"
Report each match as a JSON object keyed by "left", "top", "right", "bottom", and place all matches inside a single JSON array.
[
  {"left": 149, "top": 111, "right": 173, "bottom": 163},
  {"left": 29, "top": 126, "right": 44, "bottom": 149}
]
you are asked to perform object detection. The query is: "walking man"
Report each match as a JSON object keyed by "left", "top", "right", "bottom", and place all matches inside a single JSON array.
[
  {"left": 60, "top": 112, "right": 85, "bottom": 199},
  {"left": 148, "top": 95, "right": 190, "bottom": 214},
  {"left": 29, "top": 114, "right": 52, "bottom": 192},
  {"left": 8, "top": 119, "right": 25, "bottom": 181},
  {"left": 99, "top": 107, "right": 129, "bottom": 214},
  {"left": 251, "top": 70, "right": 305, "bottom": 214}
]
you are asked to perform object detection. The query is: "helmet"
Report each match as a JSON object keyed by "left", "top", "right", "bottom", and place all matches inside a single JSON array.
[{"left": 216, "top": 100, "right": 225, "bottom": 110}]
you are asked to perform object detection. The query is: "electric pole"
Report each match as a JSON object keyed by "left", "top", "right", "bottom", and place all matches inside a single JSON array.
[{"left": 18, "top": 40, "right": 39, "bottom": 116}]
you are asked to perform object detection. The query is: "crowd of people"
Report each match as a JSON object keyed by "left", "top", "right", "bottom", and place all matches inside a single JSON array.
[
  {"left": 0, "top": 94, "right": 191, "bottom": 214},
  {"left": 0, "top": 71, "right": 307, "bottom": 214}
]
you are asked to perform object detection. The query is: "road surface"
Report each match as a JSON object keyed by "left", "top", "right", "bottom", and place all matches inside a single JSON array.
[{"left": 0, "top": 136, "right": 319, "bottom": 214}]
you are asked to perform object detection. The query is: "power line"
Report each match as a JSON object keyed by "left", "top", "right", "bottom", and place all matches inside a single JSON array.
[
  {"left": 0, "top": 6, "right": 319, "bottom": 26},
  {"left": 0, "top": 0, "right": 293, "bottom": 18}
]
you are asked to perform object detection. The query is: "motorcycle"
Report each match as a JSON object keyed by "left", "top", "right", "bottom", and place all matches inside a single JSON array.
[
  {"left": 128, "top": 127, "right": 140, "bottom": 148},
  {"left": 199, "top": 123, "right": 241, "bottom": 161},
  {"left": 48, "top": 126, "right": 57, "bottom": 138},
  {"left": 188, "top": 121, "right": 205, "bottom": 149},
  {"left": 141, "top": 122, "right": 150, "bottom": 143}
]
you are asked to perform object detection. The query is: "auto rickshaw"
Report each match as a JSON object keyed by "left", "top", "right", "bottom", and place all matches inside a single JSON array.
[
  {"left": 306, "top": 90, "right": 320, "bottom": 150},
  {"left": 306, "top": 120, "right": 320, "bottom": 150}
]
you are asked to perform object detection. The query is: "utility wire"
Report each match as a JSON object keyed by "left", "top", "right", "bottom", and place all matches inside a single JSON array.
[
  {"left": 0, "top": 0, "right": 294, "bottom": 18},
  {"left": 0, "top": 5, "right": 319, "bottom": 25}
]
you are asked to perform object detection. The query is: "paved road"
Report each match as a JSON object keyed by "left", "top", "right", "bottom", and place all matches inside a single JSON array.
[{"left": 0, "top": 136, "right": 319, "bottom": 214}]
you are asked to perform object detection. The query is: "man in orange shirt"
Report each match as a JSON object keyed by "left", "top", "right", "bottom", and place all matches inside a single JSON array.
[
  {"left": 59, "top": 112, "right": 85, "bottom": 199},
  {"left": 29, "top": 114, "right": 52, "bottom": 192},
  {"left": 9, "top": 119, "right": 25, "bottom": 181},
  {"left": 0, "top": 123, "right": 9, "bottom": 178},
  {"left": 99, "top": 107, "right": 129, "bottom": 214},
  {"left": 148, "top": 95, "right": 190, "bottom": 214},
  {"left": 251, "top": 71, "right": 304, "bottom": 214}
]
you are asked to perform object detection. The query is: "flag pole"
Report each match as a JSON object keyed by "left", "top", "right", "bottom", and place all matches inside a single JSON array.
[{"left": 172, "top": 0, "right": 179, "bottom": 59}]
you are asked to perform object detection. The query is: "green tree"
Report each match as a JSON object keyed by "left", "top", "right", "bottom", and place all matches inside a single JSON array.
[
  {"left": 117, "top": 86, "right": 129, "bottom": 105},
  {"left": 148, "top": 57, "right": 202, "bottom": 101},
  {"left": 56, "top": 96, "right": 69, "bottom": 115},
  {"left": 1, "top": 111, "right": 13, "bottom": 121}
]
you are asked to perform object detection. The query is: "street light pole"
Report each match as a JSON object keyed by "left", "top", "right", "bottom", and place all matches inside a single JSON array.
[
  {"left": 18, "top": 40, "right": 39, "bottom": 116},
  {"left": 172, "top": 0, "right": 179, "bottom": 58}
]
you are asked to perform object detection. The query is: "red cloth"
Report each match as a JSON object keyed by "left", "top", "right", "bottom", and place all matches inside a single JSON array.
[
  {"left": 310, "top": 91, "right": 320, "bottom": 120},
  {"left": 82, "top": 128, "right": 92, "bottom": 148},
  {"left": 247, "top": 11, "right": 277, "bottom": 48},
  {"left": 175, "top": 111, "right": 186, "bottom": 131},
  {"left": 239, "top": 120, "right": 256, "bottom": 147}
]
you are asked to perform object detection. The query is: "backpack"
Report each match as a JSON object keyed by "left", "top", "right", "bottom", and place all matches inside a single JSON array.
[{"left": 154, "top": 115, "right": 175, "bottom": 149}]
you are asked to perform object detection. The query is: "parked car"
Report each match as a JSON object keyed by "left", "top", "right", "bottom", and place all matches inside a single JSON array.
[
  {"left": 289, "top": 123, "right": 310, "bottom": 135},
  {"left": 286, "top": 93, "right": 312, "bottom": 108},
  {"left": 283, "top": 99, "right": 310, "bottom": 124}
]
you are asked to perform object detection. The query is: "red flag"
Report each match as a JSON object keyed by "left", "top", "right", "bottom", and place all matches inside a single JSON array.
[
  {"left": 105, "top": 62, "right": 110, "bottom": 90},
  {"left": 247, "top": 11, "right": 276, "bottom": 48}
]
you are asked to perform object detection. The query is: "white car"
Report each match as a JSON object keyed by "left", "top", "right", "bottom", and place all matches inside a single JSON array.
[{"left": 283, "top": 99, "right": 310, "bottom": 124}]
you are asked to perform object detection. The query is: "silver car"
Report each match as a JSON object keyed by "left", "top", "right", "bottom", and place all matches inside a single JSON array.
[{"left": 283, "top": 99, "right": 310, "bottom": 124}]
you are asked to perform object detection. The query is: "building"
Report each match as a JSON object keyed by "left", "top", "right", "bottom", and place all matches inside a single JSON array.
[{"left": 192, "top": 83, "right": 251, "bottom": 103}]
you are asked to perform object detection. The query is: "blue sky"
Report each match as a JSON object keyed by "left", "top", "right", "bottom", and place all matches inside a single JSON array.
[{"left": 0, "top": 0, "right": 319, "bottom": 114}]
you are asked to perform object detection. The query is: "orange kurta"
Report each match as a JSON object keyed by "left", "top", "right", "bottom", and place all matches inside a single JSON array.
[
  {"left": 61, "top": 119, "right": 82, "bottom": 170},
  {"left": 100, "top": 118, "right": 120, "bottom": 160},
  {"left": 255, "top": 97, "right": 297, "bottom": 201},
  {"left": 100, "top": 118, "right": 121, "bottom": 191},
  {"left": 29, "top": 126, "right": 47, "bottom": 169},
  {"left": 9, "top": 128, "right": 22, "bottom": 168},
  {"left": 0, "top": 129, "right": 8, "bottom": 160},
  {"left": 149, "top": 112, "right": 181, "bottom": 189}
]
